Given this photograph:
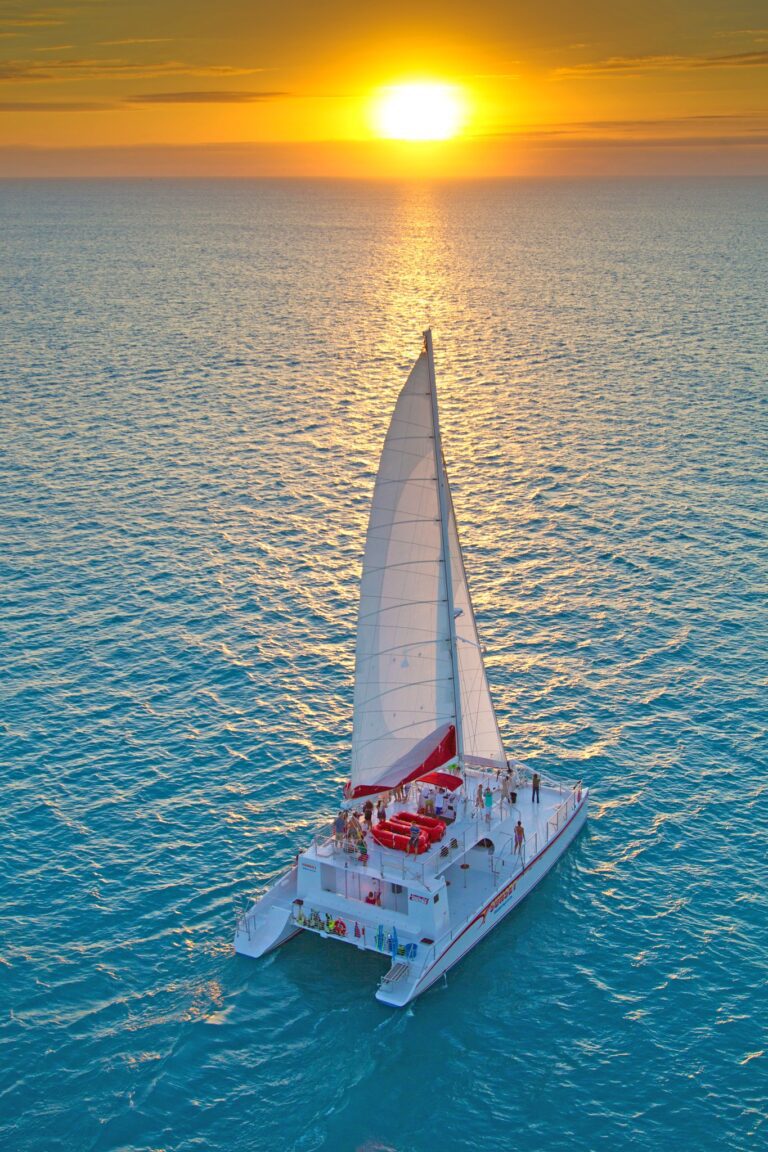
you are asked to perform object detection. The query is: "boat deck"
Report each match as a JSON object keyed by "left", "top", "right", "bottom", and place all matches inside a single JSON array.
[{"left": 304, "top": 770, "right": 579, "bottom": 893}]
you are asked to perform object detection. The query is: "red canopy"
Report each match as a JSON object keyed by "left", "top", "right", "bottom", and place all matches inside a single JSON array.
[{"left": 418, "top": 771, "right": 463, "bottom": 791}]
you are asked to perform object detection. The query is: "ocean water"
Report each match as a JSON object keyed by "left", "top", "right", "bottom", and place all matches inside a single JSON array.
[{"left": 1, "top": 178, "right": 766, "bottom": 1152}]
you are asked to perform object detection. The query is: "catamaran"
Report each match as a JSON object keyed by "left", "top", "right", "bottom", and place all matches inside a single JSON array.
[{"left": 234, "top": 331, "right": 589, "bottom": 1006}]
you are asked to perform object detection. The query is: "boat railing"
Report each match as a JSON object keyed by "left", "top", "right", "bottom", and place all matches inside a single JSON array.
[
  {"left": 416, "top": 782, "right": 586, "bottom": 965},
  {"left": 306, "top": 780, "right": 583, "bottom": 885},
  {"left": 545, "top": 782, "right": 583, "bottom": 841}
]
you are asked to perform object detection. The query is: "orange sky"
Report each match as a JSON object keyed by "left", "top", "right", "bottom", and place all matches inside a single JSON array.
[{"left": 0, "top": 1, "right": 766, "bottom": 176}]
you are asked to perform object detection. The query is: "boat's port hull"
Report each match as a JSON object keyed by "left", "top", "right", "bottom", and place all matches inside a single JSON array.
[
  {"left": 377, "top": 795, "right": 589, "bottom": 1006},
  {"left": 234, "top": 864, "right": 299, "bottom": 958}
]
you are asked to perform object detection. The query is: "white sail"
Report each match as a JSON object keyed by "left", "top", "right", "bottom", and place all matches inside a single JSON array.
[
  {"left": 349, "top": 335, "right": 505, "bottom": 797},
  {"left": 445, "top": 487, "right": 507, "bottom": 770},
  {"left": 350, "top": 348, "right": 456, "bottom": 797}
]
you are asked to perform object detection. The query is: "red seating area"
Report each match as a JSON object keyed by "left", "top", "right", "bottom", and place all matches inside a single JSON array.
[
  {"left": 394, "top": 811, "right": 446, "bottom": 842},
  {"left": 371, "top": 819, "right": 430, "bottom": 854}
]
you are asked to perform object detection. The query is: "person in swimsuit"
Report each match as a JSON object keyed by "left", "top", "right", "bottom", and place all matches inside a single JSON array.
[{"left": 514, "top": 819, "right": 525, "bottom": 856}]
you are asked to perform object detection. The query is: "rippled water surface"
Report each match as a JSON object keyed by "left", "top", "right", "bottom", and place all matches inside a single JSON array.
[{"left": 2, "top": 179, "right": 766, "bottom": 1152}]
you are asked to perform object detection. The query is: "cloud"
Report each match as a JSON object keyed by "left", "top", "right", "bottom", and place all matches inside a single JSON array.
[
  {"left": 0, "top": 18, "right": 65, "bottom": 27},
  {"left": 0, "top": 57, "right": 261, "bottom": 82},
  {"left": 487, "top": 113, "right": 768, "bottom": 142},
  {"left": 0, "top": 99, "right": 115, "bottom": 111},
  {"left": 715, "top": 29, "right": 768, "bottom": 43},
  {"left": 126, "top": 90, "right": 289, "bottom": 104},
  {"left": 97, "top": 38, "right": 173, "bottom": 47},
  {"left": 554, "top": 50, "right": 768, "bottom": 78}
]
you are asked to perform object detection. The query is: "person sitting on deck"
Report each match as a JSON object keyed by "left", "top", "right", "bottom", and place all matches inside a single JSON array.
[
  {"left": 365, "top": 891, "right": 377, "bottom": 905},
  {"left": 407, "top": 823, "right": 421, "bottom": 854}
]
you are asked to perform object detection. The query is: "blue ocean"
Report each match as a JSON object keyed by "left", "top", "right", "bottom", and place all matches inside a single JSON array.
[{"left": 1, "top": 178, "right": 766, "bottom": 1152}]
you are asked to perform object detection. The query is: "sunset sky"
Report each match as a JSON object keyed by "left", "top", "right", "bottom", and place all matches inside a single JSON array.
[{"left": 1, "top": 0, "right": 766, "bottom": 176}]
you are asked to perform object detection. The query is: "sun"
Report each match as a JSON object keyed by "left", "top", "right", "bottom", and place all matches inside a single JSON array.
[{"left": 372, "top": 82, "right": 465, "bottom": 141}]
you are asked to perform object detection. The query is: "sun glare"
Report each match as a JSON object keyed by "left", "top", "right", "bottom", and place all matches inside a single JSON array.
[{"left": 373, "top": 82, "right": 465, "bottom": 141}]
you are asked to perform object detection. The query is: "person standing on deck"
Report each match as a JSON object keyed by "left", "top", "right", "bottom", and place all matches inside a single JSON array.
[
  {"left": 475, "top": 784, "right": 484, "bottom": 815},
  {"left": 484, "top": 786, "right": 493, "bottom": 825},
  {"left": 514, "top": 819, "right": 526, "bottom": 857},
  {"left": 363, "top": 799, "right": 374, "bottom": 830},
  {"left": 532, "top": 772, "right": 541, "bottom": 804},
  {"left": 501, "top": 774, "right": 510, "bottom": 810},
  {"left": 434, "top": 788, "right": 445, "bottom": 818}
]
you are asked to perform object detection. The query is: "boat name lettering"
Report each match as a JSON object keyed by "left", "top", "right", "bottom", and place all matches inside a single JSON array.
[
  {"left": 488, "top": 879, "right": 516, "bottom": 915},
  {"left": 409, "top": 893, "right": 429, "bottom": 904},
  {"left": 300, "top": 862, "right": 317, "bottom": 871}
]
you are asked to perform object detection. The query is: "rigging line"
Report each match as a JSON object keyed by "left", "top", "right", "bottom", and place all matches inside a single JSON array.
[
  {"left": 358, "top": 599, "right": 447, "bottom": 622},
  {"left": 356, "top": 638, "right": 444, "bottom": 658},
  {"left": 373, "top": 478, "right": 437, "bottom": 487},
  {"left": 366, "top": 517, "right": 440, "bottom": 531},
  {"left": 361, "top": 559, "right": 440, "bottom": 575},
  {"left": 425, "top": 328, "right": 464, "bottom": 763},
  {"left": 354, "top": 718, "right": 454, "bottom": 748},
  {"left": 384, "top": 431, "right": 434, "bottom": 441},
  {"left": 355, "top": 677, "right": 449, "bottom": 707}
]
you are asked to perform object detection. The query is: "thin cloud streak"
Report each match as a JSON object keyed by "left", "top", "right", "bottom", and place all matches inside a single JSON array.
[
  {"left": 127, "top": 90, "right": 289, "bottom": 104},
  {"left": 0, "top": 58, "right": 262, "bottom": 82},
  {"left": 98, "top": 39, "right": 173, "bottom": 47},
  {"left": 554, "top": 50, "right": 768, "bottom": 78},
  {"left": 0, "top": 99, "right": 116, "bottom": 111}
]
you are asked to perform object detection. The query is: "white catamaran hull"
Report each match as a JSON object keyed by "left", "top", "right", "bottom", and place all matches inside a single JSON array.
[
  {"left": 380, "top": 795, "right": 588, "bottom": 1006},
  {"left": 235, "top": 783, "right": 588, "bottom": 1007}
]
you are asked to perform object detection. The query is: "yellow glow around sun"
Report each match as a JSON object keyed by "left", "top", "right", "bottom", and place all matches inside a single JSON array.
[{"left": 373, "top": 82, "right": 466, "bottom": 141}]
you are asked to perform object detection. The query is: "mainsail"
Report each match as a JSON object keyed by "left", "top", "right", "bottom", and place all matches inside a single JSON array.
[{"left": 349, "top": 333, "right": 505, "bottom": 798}]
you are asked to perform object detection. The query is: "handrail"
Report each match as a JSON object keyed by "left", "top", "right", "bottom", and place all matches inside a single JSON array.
[{"left": 412, "top": 783, "right": 584, "bottom": 973}]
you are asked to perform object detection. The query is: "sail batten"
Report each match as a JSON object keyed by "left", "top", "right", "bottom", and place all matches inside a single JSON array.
[{"left": 349, "top": 335, "right": 505, "bottom": 798}]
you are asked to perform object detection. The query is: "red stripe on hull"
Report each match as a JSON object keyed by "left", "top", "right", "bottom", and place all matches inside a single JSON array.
[{"left": 416, "top": 798, "right": 587, "bottom": 993}]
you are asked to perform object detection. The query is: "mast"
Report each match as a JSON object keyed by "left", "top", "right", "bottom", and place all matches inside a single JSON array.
[{"left": 424, "top": 328, "right": 465, "bottom": 766}]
